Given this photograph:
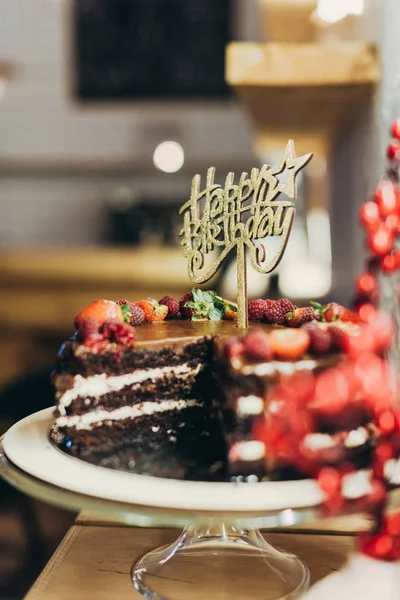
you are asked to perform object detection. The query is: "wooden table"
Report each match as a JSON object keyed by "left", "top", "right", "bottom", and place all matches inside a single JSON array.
[{"left": 24, "top": 514, "right": 367, "bottom": 599}]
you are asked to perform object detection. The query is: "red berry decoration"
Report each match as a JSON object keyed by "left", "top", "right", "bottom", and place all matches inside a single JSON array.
[
  {"left": 285, "top": 306, "right": 315, "bottom": 327},
  {"left": 381, "top": 250, "right": 400, "bottom": 273},
  {"left": 387, "top": 142, "right": 400, "bottom": 161},
  {"left": 243, "top": 329, "right": 272, "bottom": 361},
  {"left": 225, "top": 337, "right": 244, "bottom": 361},
  {"left": 367, "top": 223, "right": 394, "bottom": 257},
  {"left": 328, "top": 326, "right": 348, "bottom": 351},
  {"left": 179, "top": 292, "right": 194, "bottom": 319},
  {"left": 359, "top": 201, "right": 381, "bottom": 229},
  {"left": 248, "top": 299, "right": 267, "bottom": 322},
  {"left": 129, "top": 304, "right": 146, "bottom": 326},
  {"left": 265, "top": 299, "right": 295, "bottom": 325},
  {"left": 100, "top": 320, "right": 136, "bottom": 346},
  {"left": 302, "top": 323, "right": 332, "bottom": 356},
  {"left": 375, "top": 180, "right": 400, "bottom": 217},
  {"left": 385, "top": 212, "right": 400, "bottom": 233},
  {"left": 159, "top": 296, "right": 180, "bottom": 318},
  {"left": 391, "top": 119, "right": 400, "bottom": 139},
  {"left": 317, "top": 467, "right": 342, "bottom": 497},
  {"left": 355, "top": 273, "right": 377, "bottom": 296},
  {"left": 77, "top": 317, "right": 101, "bottom": 341}
]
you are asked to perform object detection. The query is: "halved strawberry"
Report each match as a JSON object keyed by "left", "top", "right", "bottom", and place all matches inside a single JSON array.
[
  {"left": 268, "top": 329, "right": 310, "bottom": 360},
  {"left": 135, "top": 298, "right": 168, "bottom": 323},
  {"left": 311, "top": 301, "right": 360, "bottom": 324},
  {"left": 74, "top": 299, "right": 123, "bottom": 329}
]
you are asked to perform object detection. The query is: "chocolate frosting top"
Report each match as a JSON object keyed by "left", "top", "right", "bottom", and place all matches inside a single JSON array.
[{"left": 133, "top": 320, "right": 272, "bottom": 349}]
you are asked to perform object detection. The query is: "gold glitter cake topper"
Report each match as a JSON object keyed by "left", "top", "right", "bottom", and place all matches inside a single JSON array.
[{"left": 179, "top": 141, "right": 312, "bottom": 328}]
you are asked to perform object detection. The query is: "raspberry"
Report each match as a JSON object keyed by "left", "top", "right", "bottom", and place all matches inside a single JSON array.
[
  {"left": 225, "top": 337, "right": 244, "bottom": 361},
  {"left": 244, "top": 329, "right": 272, "bottom": 361},
  {"left": 328, "top": 326, "right": 348, "bottom": 351},
  {"left": 248, "top": 299, "right": 267, "bottom": 321},
  {"left": 159, "top": 295, "right": 180, "bottom": 318},
  {"left": 100, "top": 320, "right": 136, "bottom": 346},
  {"left": 277, "top": 298, "right": 296, "bottom": 314},
  {"left": 303, "top": 323, "right": 332, "bottom": 356},
  {"left": 129, "top": 304, "right": 145, "bottom": 326},
  {"left": 77, "top": 317, "right": 101, "bottom": 341},
  {"left": 179, "top": 292, "right": 194, "bottom": 319},
  {"left": 264, "top": 300, "right": 287, "bottom": 325}
]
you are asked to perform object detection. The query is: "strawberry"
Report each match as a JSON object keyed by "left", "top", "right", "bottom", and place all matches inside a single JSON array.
[
  {"left": 159, "top": 296, "right": 180, "bottom": 317},
  {"left": 223, "top": 303, "right": 238, "bottom": 321},
  {"left": 244, "top": 329, "right": 272, "bottom": 361},
  {"left": 311, "top": 301, "right": 360, "bottom": 324},
  {"left": 74, "top": 299, "right": 123, "bottom": 329},
  {"left": 285, "top": 307, "right": 316, "bottom": 327},
  {"left": 179, "top": 292, "right": 194, "bottom": 319},
  {"left": 225, "top": 337, "right": 244, "bottom": 361},
  {"left": 268, "top": 329, "right": 310, "bottom": 360},
  {"left": 215, "top": 296, "right": 238, "bottom": 321},
  {"left": 302, "top": 323, "right": 332, "bottom": 356},
  {"left": 135, "top": 298, "right": 168, "bottom": 323},
  {"left": 77, "top": 317, "right": 101, "bottom": 341}
]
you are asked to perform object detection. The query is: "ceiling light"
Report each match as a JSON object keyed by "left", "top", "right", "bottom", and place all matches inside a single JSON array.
[{"left": 153, "top": 141, "right": 185, "bottom": 174}]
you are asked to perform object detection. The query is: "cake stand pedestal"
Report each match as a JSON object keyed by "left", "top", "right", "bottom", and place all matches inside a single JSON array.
[
  {"left": 1, "top": 408, "right": 398, "bottom": 600},
  {"left": 132, "top": 523, "right": 309, "bottom": 599}
]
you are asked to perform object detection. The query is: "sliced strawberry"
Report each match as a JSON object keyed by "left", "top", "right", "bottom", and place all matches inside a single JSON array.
[
  {"left": 268, "top": 329, "right": 310, "bottom": 360},
  {"left": 74, "top": 299, "right": 123, "bottom": 329},
  {"left": 325, "top": 303, "right": 360, "bottom": 324},
  {"left": 135, "top": 298, "right": 168, "bottom": 323},
  {"left": 312, "top": 301, "right": 360, "bottom": 324}
]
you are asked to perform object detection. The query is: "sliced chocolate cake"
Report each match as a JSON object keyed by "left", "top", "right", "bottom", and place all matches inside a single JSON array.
[{"left": 51, "top": 294, "right": 380, "bottom": 481}]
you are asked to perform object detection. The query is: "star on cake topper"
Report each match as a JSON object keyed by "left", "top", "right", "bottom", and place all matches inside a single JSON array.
[{"left": 179, "top": 140, "right": 313, "bottom": 328}]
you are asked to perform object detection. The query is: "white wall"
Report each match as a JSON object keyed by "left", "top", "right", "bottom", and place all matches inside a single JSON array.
[{"left": 0, "top": 0, "right": 255, "bottom": 246}]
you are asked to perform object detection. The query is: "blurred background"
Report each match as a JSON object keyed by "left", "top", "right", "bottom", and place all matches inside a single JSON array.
[{"left": 0, "top": 0, "right": 398, "bottom": 597}]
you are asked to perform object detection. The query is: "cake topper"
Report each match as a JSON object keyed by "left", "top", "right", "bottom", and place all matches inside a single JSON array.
[{"left": 179, "top": 140, "right": 312, "bottom": 328}]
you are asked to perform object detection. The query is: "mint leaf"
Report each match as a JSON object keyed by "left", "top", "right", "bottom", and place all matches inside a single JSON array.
[
  {"left": 185, "top": 301, "right": 197, "bottom": 309},
  {"left": 209, "top": 308, "right": 223, "bottom": 321},
  {"left": 310, "top": 301, "right": 323, "bottom": 310},
  {"left": 120, "top": 303, "right": 132, "bottom": 323},
  {"left": 192, "top": 288, "right": 201, "bottom": 302},
  {"left": 203, "top": 291, "right": 216, "bottom": 303}
]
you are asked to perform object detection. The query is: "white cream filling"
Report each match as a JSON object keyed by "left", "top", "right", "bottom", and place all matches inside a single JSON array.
[
  {"left": 303, "top": 433, "right": 337, "bottom": 451},
  {"left": 56, "top": 399, "right": 201, "bottom": 431},
  {"left": 229, "top": 441, "right": 266, "bottom": 463},
  {"left": 344, "top": 427, "right": 368, "bottom": 448},
  {"left": 303, "top": 427, "right": 369, "bottom": 452},
  {"left": 58, "top": 363, "right": 201, "bottom": 415},
  {"left": 242, "top": 359, "right": 318, "bottom": 378},
  {"left": 237, "top": 395, "right": 264, "bottom": 416}
]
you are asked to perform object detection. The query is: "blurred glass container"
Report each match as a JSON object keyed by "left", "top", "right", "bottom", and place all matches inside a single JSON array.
[{"left": 105, "top": 186, "right": 184, "bottom": 246}]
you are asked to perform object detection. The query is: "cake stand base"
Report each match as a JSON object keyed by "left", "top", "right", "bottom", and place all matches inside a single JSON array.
[{"left": 132, "top": 523, "right": 310, "bottom": 599}]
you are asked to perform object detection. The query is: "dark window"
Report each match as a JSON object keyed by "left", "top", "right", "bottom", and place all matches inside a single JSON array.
[{"left": 73, "top": 0, "right": 232, "bottom": 101}]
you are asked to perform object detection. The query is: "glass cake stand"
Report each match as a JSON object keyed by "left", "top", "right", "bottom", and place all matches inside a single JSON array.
[{"left": 0, "top": 408, "right": 393, "bottom": 600}]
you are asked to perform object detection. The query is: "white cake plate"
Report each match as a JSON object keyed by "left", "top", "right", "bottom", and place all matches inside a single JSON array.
[{"left": 0, "top": 408, "right": 391, "bottom": 600}]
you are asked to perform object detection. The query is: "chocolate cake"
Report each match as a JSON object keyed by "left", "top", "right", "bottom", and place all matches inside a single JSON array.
[{"left": 51, "top": 295, "right": 377, "bottom": 481}]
